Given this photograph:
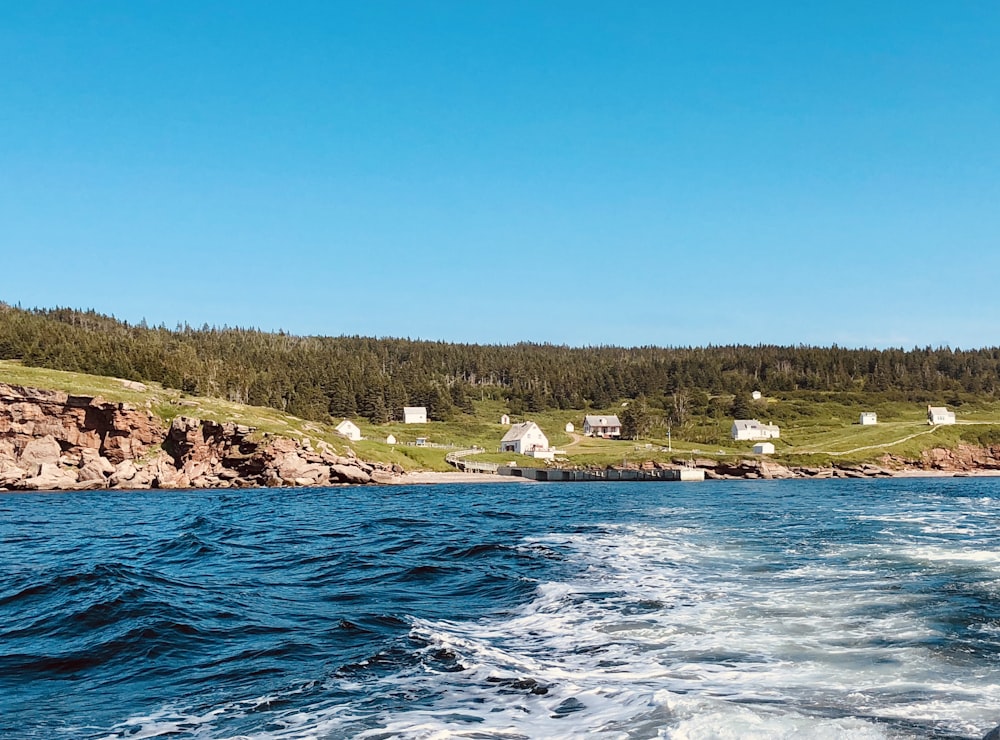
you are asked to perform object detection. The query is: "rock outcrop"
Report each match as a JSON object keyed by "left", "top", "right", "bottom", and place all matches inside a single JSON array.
[
  {"left": 917, "top": 444, "right": 1000, "bottom": 472},
  {"left": 657, "top": 457, "right": 896, "bottom": 480},
  {"left": 0, "top": 382, "right": 397, "bottom": 491}
]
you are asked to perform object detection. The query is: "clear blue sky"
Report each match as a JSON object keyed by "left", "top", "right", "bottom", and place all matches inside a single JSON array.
[{"left": 2, "top": 2, "right": 998, "bottom": 348}]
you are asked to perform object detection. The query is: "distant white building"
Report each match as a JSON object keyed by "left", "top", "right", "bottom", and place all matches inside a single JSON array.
[
  {"left": 500, "top": 421, "right": 549, "bottom": 455},
  {"left": 403, "top": 406, "right": 427, "bottom": 424},
  {"left": 583, "top": 415, "right": 622, "bottom": 438},
  {"left": 731, "top": 419, "right": 780, "bottom": 441},
  {"left": 752, "top": 441, "right": 775, "bottom": 455},
  {"left": 500, "top": 414, "right": 511, "bottom": 425},
  {"left": 335, "top": 419, "right": 361, "bottom": 441},
  {"left": 751, "top": 390, "right": 763, "bottom": 401},
  {"left": 927, "top": 406, "right": 956, "bottom": 425},
  {"left": 860, "top": 412, "right": 878, "bottom": 426},
  {"left": 565, "top": 422, "right": 575, "bottom": 433},
  {"left": 385, "top": 434, "right": 397, "bottom": 445}
]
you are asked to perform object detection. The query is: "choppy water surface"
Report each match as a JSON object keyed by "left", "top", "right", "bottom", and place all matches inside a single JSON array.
[{"left": 3, "top": 478, "right": 1000, "bottom": 739}]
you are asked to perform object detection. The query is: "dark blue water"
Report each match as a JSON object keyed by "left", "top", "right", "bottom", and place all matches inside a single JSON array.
[{"left": 2, "top": 479, "right": 1000, "bottom": 739}]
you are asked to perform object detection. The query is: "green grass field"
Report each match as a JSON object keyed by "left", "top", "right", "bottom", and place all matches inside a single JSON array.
[{"left": 4, "top": 360, "right": 1000, "bottom": 472}]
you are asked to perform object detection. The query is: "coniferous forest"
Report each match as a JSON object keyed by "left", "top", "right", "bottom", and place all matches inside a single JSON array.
[{"left": 2, "top": 303, "right": 999, "bottom": 425}]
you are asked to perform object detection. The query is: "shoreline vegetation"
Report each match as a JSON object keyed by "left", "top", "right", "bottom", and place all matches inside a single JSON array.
[
  {"left": 5, "top": 304, "right": 1000, "bottom": 488},
  {"left": 3, "top": 363, "right": 1000, "bottom": 491}
]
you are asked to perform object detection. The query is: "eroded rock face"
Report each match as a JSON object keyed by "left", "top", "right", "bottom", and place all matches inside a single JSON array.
[
  {"left": 0, "top": 383, "right": 162, "bottom": 465},
  {"left": 20, "top": 463, "right": 81, "bottom": 491},
  {"left": 0, "top": 382, "right": 396, "bottom": 491},
  {"left": 920, "top": 444, "right": 1000, "bottom": 471},
  {"left": 18, "top": 436, "right": 62, "bottom": 468}
]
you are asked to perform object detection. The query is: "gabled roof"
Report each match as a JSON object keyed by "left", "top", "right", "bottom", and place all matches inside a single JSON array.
[
  {"left": 733, "top": 419, "right": 779, "bottom": 431},
  {"left": 336, "top": 419, "right": 358, "bottom": 431},
  {"left": 584, "top": 415, "right": 621, "bottom": 427},
  {"left": 927, "top": 406, "right": 950, "bottom": 414},
  {"left": 501, "top": 421, "right": 544, "bottom": 442}
]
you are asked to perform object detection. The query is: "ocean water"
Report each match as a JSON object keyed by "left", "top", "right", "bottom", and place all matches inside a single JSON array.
[{"left": 2, "top": 478, "right": 1000, "bottom": 739}]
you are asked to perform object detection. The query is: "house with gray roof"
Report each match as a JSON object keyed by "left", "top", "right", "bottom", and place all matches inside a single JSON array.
[
  {"left": 583, "top": 415, "right": 622, "bottom": 438},
  {"left": 500, "top": 421, "right": 550, "bottom": 455},
  {"left": 927, "top": 406, "right": 956, "bottom": 425},
  {"left": 731, "top": 419, "right": 780, "bottom": 441}
]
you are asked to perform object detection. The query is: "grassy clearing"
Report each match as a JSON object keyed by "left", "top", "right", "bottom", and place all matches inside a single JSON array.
[{"left": 6, "top": 360, "right": 1000, "bottom": 471}]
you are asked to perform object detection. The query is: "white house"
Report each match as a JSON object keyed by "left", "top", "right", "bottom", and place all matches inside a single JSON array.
[
  {"left": 500, "top": 421, "right": 549, "bottom": 455},
  {"left": 403, "top": 406, "right": 427, "bottom": 424},
  {"left": 860, "top": 412, "right": 878, "bottom": 426},
  {"left": 751, "top": 390, "right": 763, "bottom": 401},
  {"left": 500, "top": 414, "right": 510, "bottom": 425},
  {"left": 584, "top": 415, "right": 622, "bottom": 438},
  {"left": 385, "top": 434, "right": 397, "bottom": 445},
  {"left": 752, "top": 441, "right": 775, "bottom": 455},
  {"left": 335, "top": 419, "right": 361, "bottom": 441},
  {"left": 565, "top": 422, "right": 575, "bottom": 433},
  {"left": 731, "top": 419, "right": 780, "bottom": 441},
  {"left": 927, "top": 406, "right": 956, "bottom": 425}
]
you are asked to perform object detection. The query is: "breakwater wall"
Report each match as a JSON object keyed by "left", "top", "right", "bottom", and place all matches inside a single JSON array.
[{"left": 497, "top": 466, "right": 705, "bottom": 482}]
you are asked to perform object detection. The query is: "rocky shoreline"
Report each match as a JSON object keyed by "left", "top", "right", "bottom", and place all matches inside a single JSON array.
[
  {"left": 621, "top": 445, "right": 1000, "bottom": 480},
  {"left": 0, "top": 383, "right": 399, "bottom": 491}
]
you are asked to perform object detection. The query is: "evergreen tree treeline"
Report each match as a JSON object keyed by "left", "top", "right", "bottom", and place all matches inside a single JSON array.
[{"left": 2, "top": 304, "right": 998, "bottom": 424}]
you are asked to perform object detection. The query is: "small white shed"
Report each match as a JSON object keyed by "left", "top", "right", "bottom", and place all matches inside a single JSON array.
[
  {"left": 860, "top": 412, "right": 877, "bottom": 426},
  {"left": 565, "top": 422, "right": 575, "bottom": 433},
  {"left": 753, "top": 442, "right": 775, "bottom": 455},
  {"left": 403, "top": 406, "right": 427, "bottom": 424},
  {"left": 385, "top": 434, "right": 397, "bottom": 445},
  {"left": 927, "top": 406, "right": 956, "bottom": 425},
  {"left": 335, "top": 419, "right": 362, "bottom": 441},
  {"left": 500, "top": 414, "right": 510, "bottom": 425},
  {"left": 751, "top": 390, "right": 763, "bottom": 401}
]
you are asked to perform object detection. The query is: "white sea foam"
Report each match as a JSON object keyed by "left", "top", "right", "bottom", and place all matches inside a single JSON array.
[
  {"left": 352, "top": 523, "right": 1000, "bottom": 739},
  {"left": 98, "top": 511, "right": 1000, "bottom": 739}
]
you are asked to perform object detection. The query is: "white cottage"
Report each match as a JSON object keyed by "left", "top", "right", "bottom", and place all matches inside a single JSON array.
[
  {"left": 500, "top": 421, "right": 549, "bottom": 455},
  {"left": 927, "top": 406, "right": 956, "bottom": 425},
  {"left": 860, "top": 412, "right": 878, "bottom": 426},
  {"left": 403, "top": 406, "right": 427, "bottom": 424},
  {"left": 752, "top": 441, "right": 775, "bottom": 455},
  {"left": 583, "top": 415, "right": 622, "bottom": 438},
  {"left": 335, "top": 419, "right": 361, "bottom": 441},
  {"left": 731, "top": 419, "right": 780, "bottom": 441}
]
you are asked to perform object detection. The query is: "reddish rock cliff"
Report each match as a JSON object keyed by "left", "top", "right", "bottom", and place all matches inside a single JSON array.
[{"left": 0, "top": 383, "right": 397, "bottom": 491}]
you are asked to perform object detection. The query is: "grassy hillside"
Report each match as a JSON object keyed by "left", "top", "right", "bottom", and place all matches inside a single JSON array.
[
  {"left": 4, "top": 360, "right": 1000, "bottom": 472},
  {"left": 0, "top": 360, "right": 434, "bottom": 471}
]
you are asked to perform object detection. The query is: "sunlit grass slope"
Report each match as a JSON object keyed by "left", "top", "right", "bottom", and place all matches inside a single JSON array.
[{"left": 5, "top": 360, "right": 1000, "bottom": 471}]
